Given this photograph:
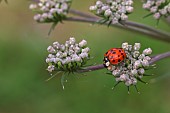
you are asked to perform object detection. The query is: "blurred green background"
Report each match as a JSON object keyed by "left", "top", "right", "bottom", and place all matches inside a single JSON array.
[{"left": 0, "top": 1, "right": 170, "bottom": 113}]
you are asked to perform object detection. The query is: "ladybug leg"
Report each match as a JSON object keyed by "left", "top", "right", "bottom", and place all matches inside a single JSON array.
[
  {"left": 134, "top": 85, "right": 140, "bottom": 94},
  {"left": 112, "top": 81, "right": 121, "bottom": 90},
  {"left": 137, "top": 77, "right": 148, "bottom": 84}
]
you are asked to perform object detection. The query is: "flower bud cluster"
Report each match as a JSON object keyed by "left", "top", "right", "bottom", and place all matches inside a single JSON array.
[
  {"left": 143, "top": 0, "right": 170, "bottom": 19},
  {"left": 46, "top": 37, "right": 90, "bottom": 73},
  {"left": 89, "top": 0, "right": 134, "bottom": 24},
  {"left": 108, "top": 42, "right": 152, "bottom": 86},
  {"left": 29, "top": 0, "right": 72, "bottom": 23}
]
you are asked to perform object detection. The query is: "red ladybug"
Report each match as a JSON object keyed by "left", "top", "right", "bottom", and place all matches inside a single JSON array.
[{"left": 103, "top": 48, "right": 126, "bottom": 67}]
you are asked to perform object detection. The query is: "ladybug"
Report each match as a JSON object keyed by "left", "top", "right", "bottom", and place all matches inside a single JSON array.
[{"left": 103, "top": 48, "right": 126, "bottom": 67}]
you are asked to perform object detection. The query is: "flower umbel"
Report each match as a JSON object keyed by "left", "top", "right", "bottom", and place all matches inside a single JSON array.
[
  {"left": 105, "top": 42, "right": 153, "bottom": 93},
  {"left": 89, "top": 0, "right": 134, "bottom": 25},
  {"left": 46, "top": 37, "right": 90, "bottom": 73},
  {"left": 143, "top": 0, "right": 170, "bottom": 20},
  {"left": 30, "top": 0, "right": 72, "bottom": 23},
  {"left": 46, "top": 37, "right": 90, "bottom": 89}
]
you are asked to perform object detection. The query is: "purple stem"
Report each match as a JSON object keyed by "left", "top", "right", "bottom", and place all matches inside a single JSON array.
[{"left": 77, "top": 51, "right": 170, "bottom": 73}]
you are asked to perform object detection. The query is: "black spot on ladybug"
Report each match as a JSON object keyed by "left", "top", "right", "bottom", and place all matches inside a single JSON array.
[
  {"left": 112, "top": 51, "right": 116, "bottom": 54},
  {"left": 122, "top": 55, "right": 124, "bottom": 58},
  {"left": 121, "top": 53, "right": 124, "bottom": 55},
  {"left": 112, "top": 60, "right": 115, "bottom": 62},
  {"left": 118, "top": 59, "right": 121, "bottom": 62},
  {"left": 119, "top": 50, "right": 121, "bottom": 52},
  {"left": 118, "top": 55, "right": 120, "bottom": 57}
]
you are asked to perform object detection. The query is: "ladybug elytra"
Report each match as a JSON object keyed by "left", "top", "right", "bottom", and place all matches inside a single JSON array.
[{"left": 103, "top": 48, "right": 126, "bottom": 67}]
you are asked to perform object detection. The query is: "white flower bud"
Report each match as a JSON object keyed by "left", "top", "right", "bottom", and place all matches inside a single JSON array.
[
  {"left": 69, "top": 37, "right": 76, "bottom": 45},
  {"left": 79, "top": 53, "right": 88, "bottom": 58},
  {"left": 134, "top": 60, "right": 141, "bottom": 69},
  {"left": 150, "top": 6, "right": 158, "bottom": 13},
  {"left": 112, "top": 69, "right": 121, "bottom": 76},
  {"left": 141, "top": 60, "right": 149, "bottom": 67},
  {"left": 120, "top": 74, "right": 128, "bottom": 81},
  {"left": 122, "top": 42, "right": 129, "bottom": 50},
  {"left": 131, "top": 78, "right": 137, "bottom": 85},
  {"left": 96, "top": 1, "right": 103, "bottom": 7},
  {"left": 126, "top": 6, "right": 134, "bottom": 13},
  {"left": 34, "top": 14, "right": 41, "bottom": 21},
  {"left": 79, "top": 40, "right": 87, "bottom": 47},
  {"left": 138, "top": 54, "right": 145, "bottom": 60},
  {"left": 143, "top": 56, "right": 151, "bottom": 61},
  {"left": 29, "top": 4, "right": 37, "bottom": 10},
  {"left": 47, "top": 65, "right": 55, "bottom": 72},
  {"left": 134, "top": 43, "right": 141, "bottom": 51},
  {"left": 48, "top": 54, "right": 55, "bottom": 58},
  {"left": 153, "top": 12, "right": 161, "bottom": 19},
  {"left": 53, "top": 41, "right": 60, "bottom": 49},
  {"left": 82, "top": 47, "right": 90, "bottom": 53},
  {"left": 138, "top": 68, "right": 145, "bottom": 75},
  {"left": 104, "top": 9, "right": 112, "bottom": 17},
  {"left": 131, "top": 69, "right": 137, "bottom": 75},
  {"left": 143, "top": 48, "right": 152, "bottom": 55},
  {"left": 47, "top": 46, "right": 56, "bottom": 53},
  {"left": 159, "top": 8, "right": 167, "bottom": 15},
  {"left": 101, "top": 6, "right": 109, "bottom": 11},
  {"left": 121, "top": 13, "right": 128, "bottom": 20},
  {"left": 125, "top": 80, "right": 132, "bottom": 86},
  {"left": 89, "top": 6, "right": 97, "bottom": 11},
  {"left": 54, "top": 58, "right": 61, "bottom": 63},
  {"left": 133, "top": 51, "right": 140, "bottom": 58}
]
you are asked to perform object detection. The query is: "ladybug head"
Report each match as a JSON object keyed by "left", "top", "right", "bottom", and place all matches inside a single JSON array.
[{"left": 103, "top": 56, "right": 110, "bottom": 67}]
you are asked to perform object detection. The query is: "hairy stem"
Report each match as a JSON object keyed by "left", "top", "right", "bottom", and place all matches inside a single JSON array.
[
  {"left": 68, "top": 9, "right": 170, "bottom": 42},
  {"left": 77, "top": 51, "right": 170, "bottom": 73}
]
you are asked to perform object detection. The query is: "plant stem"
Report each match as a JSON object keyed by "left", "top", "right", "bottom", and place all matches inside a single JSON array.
[
  {"left": 68, "top": 9, "right": 170, "bottom": 43},
  {"left": 77, "top": 51, "right": 170, "bottom": 73}
]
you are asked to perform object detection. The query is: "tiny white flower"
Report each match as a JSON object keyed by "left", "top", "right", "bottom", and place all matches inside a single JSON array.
[
  {"left": 134, "top": 60, "right": 141, "bottom": 69},
  {"left": 96, "top": 1, "right": 103, "bottom": 8},
  {"left": 47, "top": 46, "right": 56, "bottom": 53},
  {"left": 79, "top": 52, "right": 88, "bottom": 58},
  {"left": 131, "top": 69, "right": 137, "bottom": 75},
  {"left": 141, "top": 60, "right": 149, "bottom": 67},
  {"left": 143, "top": 48, "right": 152, "bottom": 55},
  {"left": 120, "top": 74, "right": 128, "bottom": 81},
  {"left": 79, "top": 40, "right": 87, "bottom": 47},
  {"left": 82, "top": 47, "right": 90, "bottom": 53},
  {"left": 29, "top": 4, "right": 37, "bottom": 10},
  {"left": 47, "top": 65, "right": 55, "bottom": 72},
  {"left": 122, "top": 42, "right": 129, "bottom": 50},
  {"left": 126, "top": 6, "right": 134, "bottom": 13},
  {"left": 134, "top": 43, "right": 141, "bottom": 51},
  {"left": 104, "top": 9, "right": 112, "bottom": 17},
  {"left": 89, "top": 6, "right": 97, "bottom": 11},
  {"left": 138, "top": 68, "right": 145, "bottom": 75},
  {"left": 150, "top": 6, "right": 158, "bottom": 13}
]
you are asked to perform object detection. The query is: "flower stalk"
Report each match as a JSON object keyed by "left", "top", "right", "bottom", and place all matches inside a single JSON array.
[{"left": 77, "top": 51, "right": 170, "bottom": 73}]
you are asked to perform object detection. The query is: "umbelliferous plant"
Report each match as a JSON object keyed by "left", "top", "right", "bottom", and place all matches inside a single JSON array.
[{"left": 28, "top": 0, "right": 170, "bottom": 93}]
